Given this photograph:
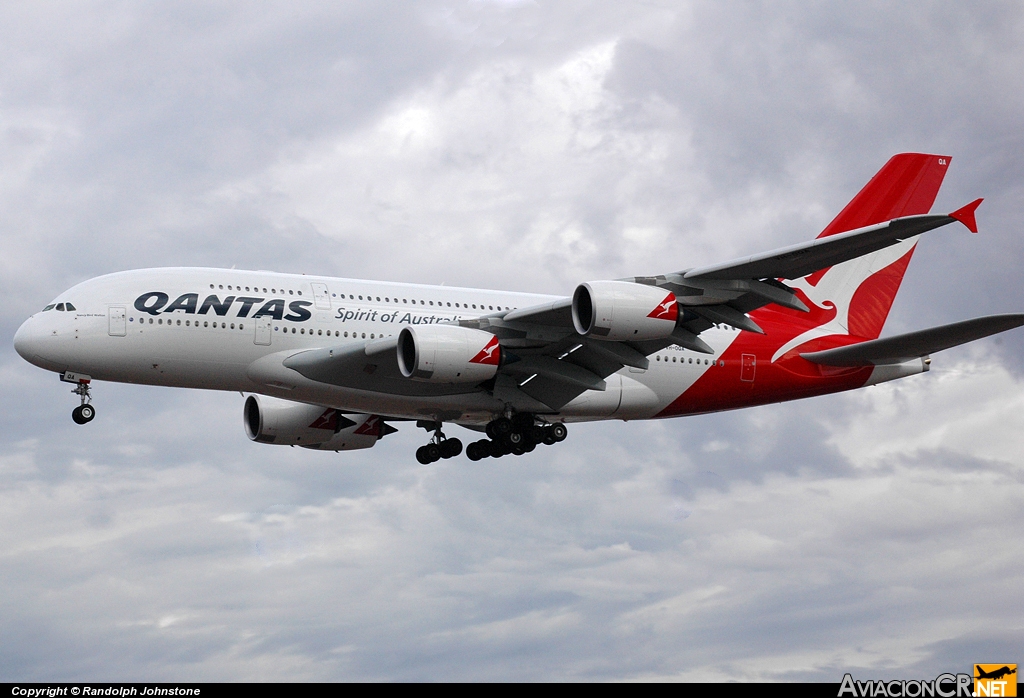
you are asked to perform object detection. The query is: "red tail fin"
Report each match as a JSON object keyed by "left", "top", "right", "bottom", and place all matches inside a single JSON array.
[
  {"left": 782, "top": 154, "right": 954, "bottom": 341},
  {"left": 818, "top": 153, "right": 951, "bottom": 238}
]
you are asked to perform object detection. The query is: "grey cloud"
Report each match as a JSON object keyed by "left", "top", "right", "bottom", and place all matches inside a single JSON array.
[{"left": 2, "top": 0, "right": 1023, "bottom": 682}]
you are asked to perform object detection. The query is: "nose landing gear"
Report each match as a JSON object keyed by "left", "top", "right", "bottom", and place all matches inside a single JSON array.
[{"left": 69, "top": 380, "right": 95, "bottom": 425}]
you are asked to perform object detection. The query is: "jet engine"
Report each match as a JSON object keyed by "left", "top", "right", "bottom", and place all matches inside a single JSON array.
[
  {"left": 397, "top": 324, "right": 501, "bottom": 383},
  {"left": 243, "top": 394, "right": 388, "bottom": 451},
  {"left": 572, "top": 280, "right": 679, "bottom": 340}
]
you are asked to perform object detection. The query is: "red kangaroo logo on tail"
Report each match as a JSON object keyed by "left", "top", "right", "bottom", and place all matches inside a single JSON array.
[
  {"left": 647, "top": 293, "right": 679, "bottom": 322},
  {"left": 469, "top": 336, "right": 501, "bottom": 365}
]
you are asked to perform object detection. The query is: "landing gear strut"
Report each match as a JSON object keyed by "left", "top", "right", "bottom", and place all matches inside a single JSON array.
[
  {"left": 70, "top": 381, "right": 95, "bottom": 425},
  {"left": 415, "top": 423, "right": 463, "bottom": 465},
  {"left": 466, "top": 415, "right": 566, "bottom": 461}
]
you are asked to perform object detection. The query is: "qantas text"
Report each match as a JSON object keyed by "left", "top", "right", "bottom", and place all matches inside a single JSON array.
[{"left": 133, "top": 292, "right": 458, "bottom": 326}]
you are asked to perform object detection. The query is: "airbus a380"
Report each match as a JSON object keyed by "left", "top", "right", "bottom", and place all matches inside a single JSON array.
[{"left": 14, "top": 154, "right": 1024, "bottom": 463}]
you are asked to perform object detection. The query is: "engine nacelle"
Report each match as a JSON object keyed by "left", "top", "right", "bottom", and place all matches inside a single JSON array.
[
  {"left": 572, "top": 280, "right": 678, "bottom": 340},
  {"left": 243, "top": 395, "right": 382, "bottom": 451},
  {"left": 397, "top": 324, "right": 501, "bottom": 383}
]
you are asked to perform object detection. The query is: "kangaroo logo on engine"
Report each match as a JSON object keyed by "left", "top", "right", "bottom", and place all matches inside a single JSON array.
[
  {"left": 469, "top": 336, "right": 501, "bottom": 365},
  {"left": 647, "top": 292, "right": 679, "bottom": 322}
]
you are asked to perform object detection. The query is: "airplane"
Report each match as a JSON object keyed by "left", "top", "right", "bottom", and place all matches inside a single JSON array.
[{"left": 13, "top": 153, "right": 1024, "bottom": 464}]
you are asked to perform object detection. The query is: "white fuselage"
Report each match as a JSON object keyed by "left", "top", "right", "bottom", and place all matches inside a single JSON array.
[{"left": 14, "top": 268, "right": 741, "bottom": 424}]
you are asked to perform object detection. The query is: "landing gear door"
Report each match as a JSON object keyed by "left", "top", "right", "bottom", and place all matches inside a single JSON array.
[
  {"left": 108, "top": 306, "right": 126, "bottom": 336},
  {"left": 310, "top": 283, "right": 331, "bottom": 310},
  {"left": 254, "top": 317, "right": 272, "bottom": 346}
]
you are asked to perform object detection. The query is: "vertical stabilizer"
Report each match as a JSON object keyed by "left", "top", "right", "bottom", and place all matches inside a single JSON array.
[{"left": 793, "top": 154, "right": 952, "bottom": 340}]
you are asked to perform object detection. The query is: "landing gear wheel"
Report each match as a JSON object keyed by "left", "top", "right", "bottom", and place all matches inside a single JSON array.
[
  {"left": 416, "top": 446, "right": 432, "bottom": 465},
  {"left": 551, "top": 423, "right": 568, "bottom": 442},
  {"left": 491, "top": 417, "right": 512, "bottom": 436},
  {"left": 528, "top": 425, "right": 546, "bottom": 444},
  {"left": 466, "top": 442, "right": 482, "bottom": 461},
  {"left": 440, "top": 438, "right": 463, "bottom": 459},
  {"left": 488, "top": 440, "right": 505, "bottom": 458},
  {"left": 72, "top": 404, "right": 95, "bottom": 425}
]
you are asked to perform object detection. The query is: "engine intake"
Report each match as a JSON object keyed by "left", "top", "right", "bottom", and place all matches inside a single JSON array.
[
  {"left": 572, "top": 280, "right": 679, "bottom": 341},
  {"left": 397, "top": 324, "right": 501, "bottom": 383}
]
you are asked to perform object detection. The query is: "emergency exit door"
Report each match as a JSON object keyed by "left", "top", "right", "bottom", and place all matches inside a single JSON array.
[
  {"left": 254, "top": 317, "right": 272, "bottom": 346},
  {"left": 108, "top": 306, "right": 126, "bottom": 336},
  {"left": 310, "top": 282, "right": 331, "bottom": 310},
  {"left": 740, "top": 354, "right": 756, "bottom": 382}
]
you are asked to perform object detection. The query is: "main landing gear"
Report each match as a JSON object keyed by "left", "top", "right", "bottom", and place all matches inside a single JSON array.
[
  {"left": 415, "top": 424, "right": 463, "bottom": 465},
  {"left": 465, "top": 415, "right": 567, "bottom": 461},
  {"left": 71, "top": 381, "right": 95, "bottom": 425}
]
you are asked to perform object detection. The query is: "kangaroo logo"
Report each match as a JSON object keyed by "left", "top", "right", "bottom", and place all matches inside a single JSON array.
[
  {"left": 469, "top": 336, "right": 501, "bottom": 365},
  {"left": 647, "top": 292, "right": 679, "bottom": 322},
  {"left": 353, "top": 415, "right": 382, "bottom": 436}
]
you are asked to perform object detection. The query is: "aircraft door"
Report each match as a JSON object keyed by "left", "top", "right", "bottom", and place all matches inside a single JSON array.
[
  {"left": 108, "top": 306, "right": 126, "bottom": 336},
  {"left": 740, "top": 354, "right": 756, "bottom": 382},
  {"left": 310, "top": 283, "right": 331, "bottom": 310},
  {"left": 254, "top": 317, "right": 272, "bottom": 346}
]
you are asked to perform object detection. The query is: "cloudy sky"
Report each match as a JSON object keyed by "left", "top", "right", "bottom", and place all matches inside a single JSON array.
[{"left": 2, "top": 0, "right": 1023, "bottom": 682}]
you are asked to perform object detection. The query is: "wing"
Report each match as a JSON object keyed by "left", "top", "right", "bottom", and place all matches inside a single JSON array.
[{"left": 474, "top": 202, "right": 980, "bottom": 411}]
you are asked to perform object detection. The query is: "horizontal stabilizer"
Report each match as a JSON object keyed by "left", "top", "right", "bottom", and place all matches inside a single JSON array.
[{"left": 800, "top": 313, "right": 1024, "bottom": 366}]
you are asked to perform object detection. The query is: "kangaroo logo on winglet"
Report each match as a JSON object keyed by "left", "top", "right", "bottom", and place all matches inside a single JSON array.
[{"left": 647, "top": 293, "right": 678, "bottom": 322}]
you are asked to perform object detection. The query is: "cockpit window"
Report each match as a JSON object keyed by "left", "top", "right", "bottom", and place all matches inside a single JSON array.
[
  {"left": 56, "top": 303, "right": 65, "bottom": 311},
  {"left": 65, "top": 303, "right": 76, "bottom": 311},
  {"left": 43, "top": 304, "right": 55, "bottom": 311}
]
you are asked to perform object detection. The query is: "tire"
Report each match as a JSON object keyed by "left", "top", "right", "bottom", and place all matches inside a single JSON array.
[
  {"left": 425, "top": 444, "right": 441, "bottom": 462},
  {"left": 441, "top": 438, "right": 463, "bottom": 459},
  {"left": 522, "top": 440, "right": 536, "bottom": 453},
  {"left": 551, "top": 423, "right": 568, "bottom": 442},
  {"left": 511, "top": 444, "right": 525, "bottom": 456},
  {"left": 485, "top": 422, "right": 497, "bottom": 440},
  {"left": 528, "top": 425, "right": 546, "bottom": 444},
  {"left": 488, "top": 440, "right": 505, "bottom": 458},
  {"left": 415, "top": 446, "right": 431, "bottom": 465},
  {"left": 511, "top": 413, "right": 534, "bottom": 432},
  {"left": 492, "top": 417, "right": 512, "bottom": 436},
  {"left": 466, "top": 443, "right": 481, "bottom": 461},
  {"left": 79, "top": 404, "right": 95, "bottom": 422},
  {"left": 72, "top": 406, "right": 86, "bottom": 425}
]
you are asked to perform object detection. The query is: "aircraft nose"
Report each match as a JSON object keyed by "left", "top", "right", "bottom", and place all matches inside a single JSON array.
[
  {"left": 13, "top": 316, "right": 64, "bottom": 371},
  {"left": 13, "top": 317, "right": 36, "bottom": 361}
]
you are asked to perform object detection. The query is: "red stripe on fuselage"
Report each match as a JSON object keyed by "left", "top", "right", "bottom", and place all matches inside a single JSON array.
[{"left": 656, "top": 291, "right": 872, "bottom": 418}]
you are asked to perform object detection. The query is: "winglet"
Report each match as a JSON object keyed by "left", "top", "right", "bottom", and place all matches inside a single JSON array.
[{"left": 949, "top": 198, "right": 983, "bottom": 233}]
